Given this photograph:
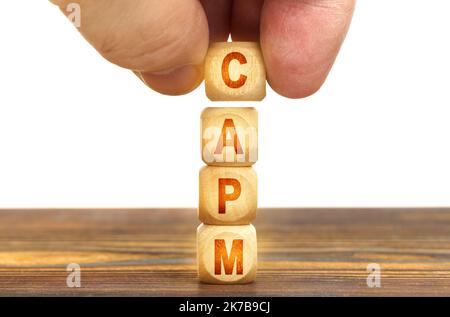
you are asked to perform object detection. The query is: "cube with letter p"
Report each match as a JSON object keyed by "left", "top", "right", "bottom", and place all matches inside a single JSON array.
[{"left": 199, "top": 166, "right": 257, "bottom": 225}]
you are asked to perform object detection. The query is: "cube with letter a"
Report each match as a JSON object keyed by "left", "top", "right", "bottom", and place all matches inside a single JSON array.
[
  {"left": 205, "top": 42, "right": 266, "bottom": 101},
  {"left": 197, "top": 223, "right": 257, "bottom": 284},
  {"left": 201, "top": 107, "right": 258, "bottom": 167}
]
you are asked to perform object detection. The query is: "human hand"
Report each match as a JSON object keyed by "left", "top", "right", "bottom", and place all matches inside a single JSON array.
[{"left": 51, "top": 0, "right": 355, "bottom": 98}]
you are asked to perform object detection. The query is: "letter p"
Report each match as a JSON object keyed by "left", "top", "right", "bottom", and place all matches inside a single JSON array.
[{"left": 218, "top": 178, "right": 241, "bottom": 214}]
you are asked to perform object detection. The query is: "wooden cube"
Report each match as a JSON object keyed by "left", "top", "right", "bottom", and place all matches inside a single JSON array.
[
  {"left": 199, "top": 166, "right": 257, "bottom": 225},
  {"left": 201, "top": 107, "right": 258, "bottom": 167},
  {"left": 197, "top": 223, "right": 257, "bottom": 284},
  {"left": 205, "top": 42, "right": 266, "bottom": 101}
]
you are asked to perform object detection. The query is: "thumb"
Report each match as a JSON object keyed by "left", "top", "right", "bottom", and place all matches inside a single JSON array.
[
  {"left": 260, "top": 0, "right": 355, "bottom": 98},
  {"left": 51, "top": 0, "right": 209, "bottom": 95}
]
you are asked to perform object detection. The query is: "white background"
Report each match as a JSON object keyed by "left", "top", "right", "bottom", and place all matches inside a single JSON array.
[{"left": 0, "top": 1, "right": 449, "bottom": 208}]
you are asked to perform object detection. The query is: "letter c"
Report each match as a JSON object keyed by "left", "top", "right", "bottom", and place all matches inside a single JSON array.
[{"left": 222, "top": 52, "right": 247, "bottom": 88}]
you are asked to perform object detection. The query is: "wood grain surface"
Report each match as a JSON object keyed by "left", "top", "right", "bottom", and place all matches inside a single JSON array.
[{"left": 0, "top": 208, "right": 450, "bottom": 296}]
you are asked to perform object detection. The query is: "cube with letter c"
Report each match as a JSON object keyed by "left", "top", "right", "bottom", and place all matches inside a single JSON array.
[{"left": 205, "top": 42, "right": 266, "bottom": 101}]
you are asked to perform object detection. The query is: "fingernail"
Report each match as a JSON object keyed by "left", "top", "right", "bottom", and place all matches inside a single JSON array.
[{"left": 139, "top": 64, "right": 203, "bottom": 96}]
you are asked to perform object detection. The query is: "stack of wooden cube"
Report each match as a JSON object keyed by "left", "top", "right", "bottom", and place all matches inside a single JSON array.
[{"left": 197, "top": 42, "right": 266, "bottom": 284}]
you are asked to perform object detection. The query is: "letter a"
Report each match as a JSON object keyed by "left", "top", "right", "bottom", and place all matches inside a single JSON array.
[
  {"left": 66, "top": 263, "right": 81, "bottom": 288},
  {"left": 214, "top": 119, "right": 244, "bottom": 156}
]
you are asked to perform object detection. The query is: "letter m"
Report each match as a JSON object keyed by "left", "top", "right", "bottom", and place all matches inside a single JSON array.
[{"left": 214, "top": 239, "right": 243, "bottom": 275}]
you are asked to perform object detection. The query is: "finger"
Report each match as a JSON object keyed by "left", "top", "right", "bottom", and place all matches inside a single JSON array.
[
  {"left": 51, "top": 0, "right": 209, "bottom": 95},
  {"left": 230, "top": 0, "right": 264, "bottom": 41},
  {"left": 200, "top": 0, "right": 233, "bottom": 42},
  {"left": 261, "top": 0, "right": 356, "bottom": 98}
]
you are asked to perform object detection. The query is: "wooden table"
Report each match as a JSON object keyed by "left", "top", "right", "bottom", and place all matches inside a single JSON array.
[{"left": 0, "top": 208, "right": 449, "bottom": 296}]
